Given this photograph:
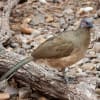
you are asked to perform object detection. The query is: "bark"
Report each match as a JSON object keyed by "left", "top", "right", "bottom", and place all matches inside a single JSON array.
[{"left": 0, "top": 0, "right": 20, "bottom": 43}]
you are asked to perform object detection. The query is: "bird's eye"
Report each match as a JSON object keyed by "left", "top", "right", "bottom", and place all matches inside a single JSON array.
[{"left": 86, "top": 22, "right": 89, "bottom": 25}]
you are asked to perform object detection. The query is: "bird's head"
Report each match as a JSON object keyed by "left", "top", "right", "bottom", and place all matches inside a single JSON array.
[{"left": 80, "top": 18, "right": 93, "bottom": 29}]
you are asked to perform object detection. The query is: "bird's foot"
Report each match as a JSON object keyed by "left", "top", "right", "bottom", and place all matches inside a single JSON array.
[
  {"left": 63, "top": 68, "right": 77, "bottom": 84},
  {"left": 63, "top": 75, "right": 77, "bottom": 84}
]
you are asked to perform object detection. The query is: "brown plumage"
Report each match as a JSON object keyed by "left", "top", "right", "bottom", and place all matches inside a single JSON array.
[
  {"left": 0, "top": 18, "right": 93, "bottom": 81},
  {"left": 32, "top": 18, "right": 92, "bottom": 69}
]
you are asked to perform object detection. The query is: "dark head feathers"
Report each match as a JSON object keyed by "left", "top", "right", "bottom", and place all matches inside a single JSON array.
[{"left": 80, "top": 18, "right": 93, "bottom": 28}]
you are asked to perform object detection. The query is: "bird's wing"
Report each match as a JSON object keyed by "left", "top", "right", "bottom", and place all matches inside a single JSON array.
[{"left": 32, "top": 36, "right": 74, "bottom": 58}]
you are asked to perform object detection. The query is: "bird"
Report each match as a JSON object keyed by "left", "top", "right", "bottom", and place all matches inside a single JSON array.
[
  {"left": 0, "top": 18, "right": 93, "bottom": 81},
  {"left": 32, "top": 18, "right": 93, "bottom": 70}
]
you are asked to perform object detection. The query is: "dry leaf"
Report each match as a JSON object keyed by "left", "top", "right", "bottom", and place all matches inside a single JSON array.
[
  {"left": 20, "top": 24, "right": 33, "bottom": 34},
  {"left": 0, "top": 93, "right": 10, "bottom": 100},
  {"left": 46, "top": 15, "right": 54, "bottom": 22}
]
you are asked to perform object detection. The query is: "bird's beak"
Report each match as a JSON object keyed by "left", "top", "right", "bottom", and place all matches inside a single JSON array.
[{"left": 91, "top": 24, "right": 95, "bottom": 28}]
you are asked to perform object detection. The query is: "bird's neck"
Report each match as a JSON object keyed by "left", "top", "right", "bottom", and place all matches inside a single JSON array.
[
  {"left": 75, "top": 27, "right": 91, "bottom": 38},
  {"left": 75, "top": 27, "right": 91, "bottom": 50},
  {"left": 76, "top": 27, "right": 90, "bottom": 35}
]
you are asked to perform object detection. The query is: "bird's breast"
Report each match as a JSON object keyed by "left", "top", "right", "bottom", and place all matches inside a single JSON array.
[{"left": 36, "top": 48, "right": 85, "bottom": 70}]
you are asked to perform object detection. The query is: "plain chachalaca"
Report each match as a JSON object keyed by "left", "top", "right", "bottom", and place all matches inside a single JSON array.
[{"left": 0, "top": 18, "right": 93, "bottom": 81}]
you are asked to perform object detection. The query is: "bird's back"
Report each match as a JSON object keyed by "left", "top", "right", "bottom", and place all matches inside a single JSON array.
[
  {"left": 32, "top": 28, "right": 90, "bottom": 59},
  {"left": 32, "top": 33, "right": 74, "bottom": 59}
]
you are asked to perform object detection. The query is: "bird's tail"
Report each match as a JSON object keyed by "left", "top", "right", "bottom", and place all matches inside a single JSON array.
[{"left": 0, "top": 56, "right": 33, "bottom": 81}]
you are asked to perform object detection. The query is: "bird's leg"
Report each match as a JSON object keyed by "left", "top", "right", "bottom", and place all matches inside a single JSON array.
[{"left": 62, "top": 67, "right": 77, "bottom": 84}]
